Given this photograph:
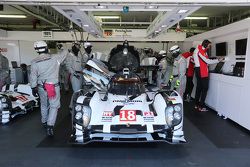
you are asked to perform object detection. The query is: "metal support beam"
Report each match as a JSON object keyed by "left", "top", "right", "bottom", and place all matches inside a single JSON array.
[
  {"left": 146, "top": 6, "right": 201, "bottom": 38},
  {"left": 11, "top": 5, "right": 70, "bottom": 31},
  {"left": 53, "top": 6, "right": 104, "bottom": 38},
  {"left": 1, "top": 0, "right": 250, "bottom": 6}
]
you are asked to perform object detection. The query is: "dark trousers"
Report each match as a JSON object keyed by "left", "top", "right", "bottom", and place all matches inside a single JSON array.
[
  {"left": 194, "top": 68, "right": 209, "bottom": 107},
  {"left": 184, "top": 76, "right": 194, "bottom": 98}
]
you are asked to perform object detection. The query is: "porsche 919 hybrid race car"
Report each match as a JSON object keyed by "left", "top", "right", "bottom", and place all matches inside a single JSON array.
[
  {"left": 70, "top": 43, "right": 186, "bottom": 144},
  {"left": 0, "top": 84, "right": 39, "bottom": 124}
]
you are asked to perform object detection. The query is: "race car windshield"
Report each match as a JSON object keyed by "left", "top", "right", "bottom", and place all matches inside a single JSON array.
[{"left": 109, "top": 82, "right": 145, "bottom": 96}]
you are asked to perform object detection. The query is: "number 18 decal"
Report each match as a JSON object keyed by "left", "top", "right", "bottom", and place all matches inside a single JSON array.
[{"left": 120, "top": 110, "right": 136, "bottom": 121}]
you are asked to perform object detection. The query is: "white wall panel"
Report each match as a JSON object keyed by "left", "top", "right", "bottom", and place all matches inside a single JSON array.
[
  {"left": 0, "top": 40, "right": 20, "bottom": 67},
  {"left": 19, "top": 40, "right": 38, "bottom": 65}
]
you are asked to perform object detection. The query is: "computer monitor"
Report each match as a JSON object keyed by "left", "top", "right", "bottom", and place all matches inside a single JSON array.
[
  {"left": 235, "top": 38, "right": 247, "bottom": 56},
  {"left": 216, "top": 42, "right": 227, "bottom": 56},
  {"left": 11, "top": 61, "right": 18, "bottom": 68}
]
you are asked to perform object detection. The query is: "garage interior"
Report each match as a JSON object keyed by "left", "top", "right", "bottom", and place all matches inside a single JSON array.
[{"left": 0, "top": 1, "right": 250, "bottom": 167}]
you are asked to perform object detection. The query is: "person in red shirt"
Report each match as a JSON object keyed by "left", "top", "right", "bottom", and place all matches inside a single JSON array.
[
  {"left": 193, "top": 40, "right": 224, "bottom": 112},
  {"left": 182, "top": 47, "right": 195, "bottom": 102}
]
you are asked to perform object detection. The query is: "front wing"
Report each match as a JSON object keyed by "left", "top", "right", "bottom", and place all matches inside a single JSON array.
[{"left": 70, "top": 123, "right": 186, "bottom": 144}]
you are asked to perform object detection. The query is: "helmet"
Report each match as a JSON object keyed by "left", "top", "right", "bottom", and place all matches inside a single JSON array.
[
  {"left": 123, "top": 40, "right": 129, "bottom": 48},
  {"left": 169, "top": 45, "right": 181, "bottom": 58},
  {"left": 84, "top": 42, "right": 92, "bottom": 49},
  {"left": 34, "top": 41, "right": 47, "bottom": 53}
]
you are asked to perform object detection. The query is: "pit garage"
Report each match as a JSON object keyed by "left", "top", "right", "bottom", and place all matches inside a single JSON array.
[{"left": 0, "top": 1, "right": 250, "bottom": 167}]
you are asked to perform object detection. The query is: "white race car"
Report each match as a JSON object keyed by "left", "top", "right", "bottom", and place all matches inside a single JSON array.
[
  {"left": 0, "top": 84, "right": 39, "bottom": 124},
  {"left": 70, "top": 43, "right": 186, "bottom": 144}
]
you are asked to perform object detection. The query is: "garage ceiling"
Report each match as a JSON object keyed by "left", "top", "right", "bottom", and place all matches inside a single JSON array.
[{"left": 0, "top": 3, "right": 249, "bottom": 38}]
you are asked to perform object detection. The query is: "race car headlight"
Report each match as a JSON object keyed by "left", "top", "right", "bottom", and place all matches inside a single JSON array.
[
  {"left": 0, "top": 97, "right": 8, "bottom": 110},
  {"left": 174, "top": 105, "right": 181, "bottom": 112},
  {"left": 75, "top": 112, "right": 83, "bottom": 120},
  {"left": 75, "top": 105, "right": 82, "bottom": 112},
  {"left": 1, "top": 98, "right": 7, "bottom": 103},
  {"left": 165, "top": 104, "right": 183, "bottom": 127},
  {"left": 82, "top": 106, "right": 92, "bottom": 128}
]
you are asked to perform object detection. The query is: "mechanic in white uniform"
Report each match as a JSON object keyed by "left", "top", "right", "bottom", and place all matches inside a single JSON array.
[
  {"left": 83, "top": 42, "right": 96, "bottom": 62},
  {"left": 157, "top": 50, "right": 167, "bottom": 87},
  {"left": 66, "top": 43, "right": 85, "bottom": 92},
  {"left": 158, "top": 51, "right": 175, "bottom": 89},
  {"left": 58, "top": 44, "right": 70, "bottom": 92},
  {"left": 168, "top": 45, "right": 187, "bottom": 98},
  {"left": 0, "top": 51, "right": 10, "bottom": 91},
  {"left": 30, "top": 41, "right": 68, "bottom": 137}
]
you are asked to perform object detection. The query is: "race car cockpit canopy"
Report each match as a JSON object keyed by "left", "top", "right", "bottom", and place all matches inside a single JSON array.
[
  {"left": 108, "top": 40, "right": 140, "bottom": 72},
  {"left": 108, "top": 68, "right": 145, "bottom": 96}
]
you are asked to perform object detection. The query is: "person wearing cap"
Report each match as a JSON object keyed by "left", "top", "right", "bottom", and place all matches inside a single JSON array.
[
  {"left": 0, "top": 51, "right": 10, "bottom": 90},
  {"left": 66, "top": 42, "right": 85, "bottom": 92},
  {"left": 168, "top": 45, "right": 187, "bottom": 98},
  {"left": 193, "top": 39, "right": 224, "bottom": 112},
  {"left": 182, "top": 47, "right": 196, "bottom": 102},
  {"left": 30, "top": 41, "right": 68, "bottom": 136}
]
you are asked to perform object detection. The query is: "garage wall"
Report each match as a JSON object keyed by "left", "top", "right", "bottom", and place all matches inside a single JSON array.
[
  {"left": 19, "top": 40, "right": 38, "bottom": 65},
  {"left": 0, "top": 40, "right": 20, "bottom": 67}
]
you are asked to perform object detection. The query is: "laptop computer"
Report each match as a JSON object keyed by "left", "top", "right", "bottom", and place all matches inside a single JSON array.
[{"left": 211, "top": 62, "right": 225, "bottom": 73}]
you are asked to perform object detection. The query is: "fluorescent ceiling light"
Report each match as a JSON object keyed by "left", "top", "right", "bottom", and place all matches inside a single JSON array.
[
  {"left": 94, "top": 5, "right": 107, "bottom": 9},
  {"left": 94, "top": 16, "right": 120, "bottom": 19},
  {"left": 178, "top": 9, "right": 189, "bottom": 13},
  {"left": 7, "top": 43, "right": 16, "bottom": 46},
  {"left": 185, "top": 17, "right": 208, "bottom": 20},
  {"left": 0, "top": 14, "right": 27, "bottom": 18},
  {"left": 145, "top": 5, "right": 158, "bottom": 9}
]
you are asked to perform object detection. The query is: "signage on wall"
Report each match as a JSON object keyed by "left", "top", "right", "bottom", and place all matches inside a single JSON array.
[
  {"left": 0, "top": 48, "right": 7, "bottom": 52},
  {"left": 42, "top": 31, "right": 53, "bottom": 39},
  {"left": 104, "top": 30, "right": 112, "bottom": 37},
  {"left": 104, "top": 29, "right": 146, "bottom": 38}
]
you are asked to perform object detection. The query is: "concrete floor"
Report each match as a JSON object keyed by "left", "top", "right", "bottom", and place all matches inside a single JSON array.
[{"left": 1, "top": 93, "right": 250, "bottom": 167}]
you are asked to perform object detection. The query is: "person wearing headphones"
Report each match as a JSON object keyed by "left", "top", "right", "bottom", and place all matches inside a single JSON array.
[
  {"left": 30, "top": 41, "right": 68, "bottom": 136},
  {"left": 66, "top": 42, "right": 85, "bottom": 92},
  {"left": 83, "top": 42, "right": 95, "bottom": 62},
  {"left": 168, "top": 45, "right": 187, "bottom": 98}
]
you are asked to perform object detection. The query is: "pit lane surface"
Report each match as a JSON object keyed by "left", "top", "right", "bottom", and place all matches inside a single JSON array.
[{"left": 0, "top": 92, "right": 250, "bottom": 167}]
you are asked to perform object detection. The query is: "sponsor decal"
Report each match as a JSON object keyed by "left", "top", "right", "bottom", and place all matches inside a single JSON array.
[
  {"left": 16, "top": 95, "right": 28, "bottom": 102},
  {"left": 143, "top": 111, "right": 154, "bottom": 122},
  {"left": 119, "top": 110, "right": 136, "bottom": 122},
  {"left": 102, "top": 111, "right": 113, "bottom": 122}
]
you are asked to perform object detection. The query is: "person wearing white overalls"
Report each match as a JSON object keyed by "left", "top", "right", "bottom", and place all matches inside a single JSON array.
[
  {"left": 168, "top": 45, "right": 187, "bottom": 98},
  {"left": 30, "top": 41, "right": 68, "bottom": 137}
]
